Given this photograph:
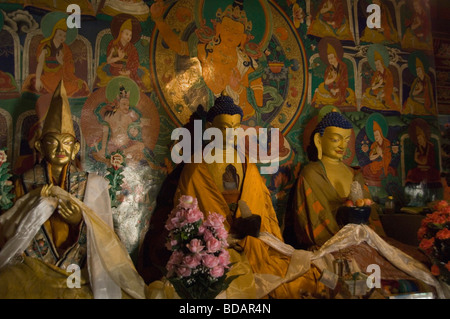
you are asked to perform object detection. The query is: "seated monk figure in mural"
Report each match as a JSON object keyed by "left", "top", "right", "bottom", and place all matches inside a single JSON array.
[
  {"left": 139, "top": 96, "right": 327, "bottom": 299},
  {"left": 0, "top": 81, "right": 146, "bottom": 299},
  {"left": 284, "top": 110, "right": 386, "bottom": 249},
  {"left": 22, "top": 17, "right": 90, "bottom": 97}
]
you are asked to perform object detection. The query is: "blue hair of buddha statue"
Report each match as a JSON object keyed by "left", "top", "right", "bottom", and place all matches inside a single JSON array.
[{"left": 206, "top": 96, "right": 244, "bottom": 123}]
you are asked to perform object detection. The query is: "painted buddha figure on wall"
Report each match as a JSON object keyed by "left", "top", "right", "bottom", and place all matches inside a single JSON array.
[{"left": 150, "top": 0, "right": 264, "bottom": 120}]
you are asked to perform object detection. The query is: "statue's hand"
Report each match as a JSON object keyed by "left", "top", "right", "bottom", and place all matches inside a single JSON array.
[
  {"left": 230, "top": 215, "right": 261, "bottom": 239},
  {"left": 58, "top": 199, "right": 82, "bottom": 226},
  {"left": 227, "top": 235, "right": 243, "bottom": 252},
  {"left": 40, "top": 183, "right": 54, "bottom": 197}
]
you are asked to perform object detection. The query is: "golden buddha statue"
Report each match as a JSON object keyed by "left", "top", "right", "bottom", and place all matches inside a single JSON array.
[
  {"left": 171, "top": 96, "right": 326, "bottom": 299},
  {"left": 0, "top": 81, "right": 146, "bottom": 299},
  {"left": 284, "top": 110, "right": 385, "bottom": 249}
]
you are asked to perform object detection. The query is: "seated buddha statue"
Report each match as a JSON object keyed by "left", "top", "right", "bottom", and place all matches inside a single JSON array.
[
  {"left": 284, "top": 110, "right": 385, "bottom": 249},
  {"left": 174, "top": 96, "right": 327, "bottom": 298},
  {"left": 139, "top": 96, "right": 327, "bottom": 299},
  {"left": 0, "top": 81, "right": 146, "bottom": 299}
]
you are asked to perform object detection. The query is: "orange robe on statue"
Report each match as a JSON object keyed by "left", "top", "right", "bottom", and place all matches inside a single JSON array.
[{"left": 174, "top": 161, "right": 326, "bottom": 299}]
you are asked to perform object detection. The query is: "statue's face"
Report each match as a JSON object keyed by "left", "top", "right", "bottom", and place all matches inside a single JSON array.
[
  {"left": 38, "top": 133, "right": 80, "bottom": 167},
  {"left": 217, "top": 16, "right": 246, "bottom": 47},
  {"left": 320, "top": 126, "right": 352, "bottom": 160},
  {"left": 211, "top": 113, "right": 241, "bottom": 147}
]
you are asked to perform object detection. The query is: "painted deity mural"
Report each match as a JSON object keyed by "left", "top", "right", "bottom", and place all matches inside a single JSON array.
[{"left": 0, "top": 0, "right": 447, "bottom": 266}]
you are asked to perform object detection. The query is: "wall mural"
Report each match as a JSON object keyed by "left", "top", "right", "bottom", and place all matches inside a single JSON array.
[
  {"left": 0, "top": 0, "right": 447, "bottom": 264},
  {"left": 151, "top": 0, "right": 308, "bottom": 133}
]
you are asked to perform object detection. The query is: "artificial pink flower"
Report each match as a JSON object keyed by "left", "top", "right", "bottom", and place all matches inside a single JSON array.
[
  {"left": 206, "top": 237, "right": 222, "bottom": 253},
  {"left": 176, "top": 266, "right": 192, "bottom": 277},
  {"left": 202, "top": 254, "right": 220, "bottom": 268},
  {"left": 186, "top": 238, "right": 204, "bottom": 253},
  {"left": 178, "top": 195, "right": 198, "bottom": 210},
  {"left": 183, "top": 254, "right": 202, "bottom": 269},
  {"left": 218, "top": 250, "right": 230, "bottom": 267},
  {"left": 210, "top": 265, "right": 225, "bottom": 278},
  {"left": 166, "top": 238, "right": 178, "bottom": 250},
  {"left": 204, "top": 212, "right": 226, "bottom": 229},
  {"left": 203, "top": 229, "right": 214, "bottom": 241},
  {"left": 197, "top": 225, "right": 206, "bottom": 235},
  {"left": 166, "top": 262, "right": 176, "bottom": 276},
  {"left": 167, "top": 250, "right": 184, "bottom": 266},
  {"left": 215, "top": 227, "right": 228, "bottom": 241},
  {"left": 186, "top": 207, "right": 204, "bottom": 223},
  {"left": 168, "top": 216, "right": 181, "bottom": 229}
]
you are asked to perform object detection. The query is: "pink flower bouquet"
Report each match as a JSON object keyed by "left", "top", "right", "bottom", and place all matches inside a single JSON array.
[
  {"left": 417, "top": 200, "right": 450, "bottom": 284},
  {"left": 164, "top": 195, "right": 238, "bottom": 299}
]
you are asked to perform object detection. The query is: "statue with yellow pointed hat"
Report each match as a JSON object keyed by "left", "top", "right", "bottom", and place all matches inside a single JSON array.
[{"left": 0, "top": 81, "right": 148, "bottom": 299}]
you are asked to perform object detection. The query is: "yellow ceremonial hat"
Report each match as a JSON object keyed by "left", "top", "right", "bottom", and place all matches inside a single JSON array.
[
  {"left": 374, "top": 51, "right": 383, "bottom": 63},
  {"left": 327, "top": 43, "right": 337, "bottom": 56},
  {"left": 120, "top": 19, "right": 133, "bottom": 33},
  {"left": 373, "top": 120, "right": 382, "bottom": 133},
  {"left": 41, "top": 18, "right": 68, "bottom": 43},
  {"left": 416, "top": 125, "right": 424, "bottom": 137},
  {"left": 416, "top": 57, "right": 424, "bottom": 70},
  {"left": 41, "top": 80, "right": 76, "bottom": 138}
]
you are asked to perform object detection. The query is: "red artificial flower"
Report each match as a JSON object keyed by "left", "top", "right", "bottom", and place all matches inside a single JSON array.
[
  {"left": 434, "top": 200, "right": 449, "bottom": 211},
  {"left": 419, "top": 237, "right": 435, "bottom": 253},
  {"left": 436, "top": 228, "right": 450, "bottom": 240},
  {"left": 417, "top": 226, "right": 427, "bottom": 241},
  {"left": 446, "top": 261, "right": 450, "bottom": 273},
  {"left": 431, "top": 264, "right": 440, "bottom": 276}
]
